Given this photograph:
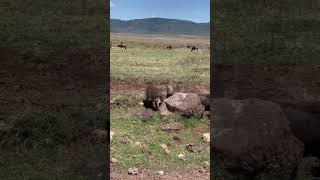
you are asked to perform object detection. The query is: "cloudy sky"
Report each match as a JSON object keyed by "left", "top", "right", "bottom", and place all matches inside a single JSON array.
[{"left": 110, "top": 0, "right": 210, "bottom": 23}]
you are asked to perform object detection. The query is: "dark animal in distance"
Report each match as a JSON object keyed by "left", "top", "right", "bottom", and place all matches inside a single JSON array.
[
  {"left": 191, "top": 46, "right": 198, "bottom": 52},
  {"left": 186, "top": 45, "right": 191, "bottom": 49},
  {"left": 166, "top": 45, "right": 172, "bottom": 50},
  {"left": 118, "top": 44, "right": 126, "bottom": 50}
]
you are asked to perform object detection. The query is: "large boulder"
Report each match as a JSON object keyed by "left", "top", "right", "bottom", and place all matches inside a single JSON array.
[
  {"left": 212, "top": 98, "right": 304, "bottom": 175},
  {"left": 164, "top": 93, "right": 205, "bottom": 118}
]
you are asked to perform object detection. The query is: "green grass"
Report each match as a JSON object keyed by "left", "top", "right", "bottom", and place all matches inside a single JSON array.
[
  {"left": 111, "top": 47, "right": 210, "bottom": 82},
  {"left": 110, "top": 95, "right": 210, "bottom": 171}
]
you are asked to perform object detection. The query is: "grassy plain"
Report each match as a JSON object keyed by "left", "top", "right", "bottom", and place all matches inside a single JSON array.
[{"left": 110, "top": 33, "right": 210, "bottom": 178}]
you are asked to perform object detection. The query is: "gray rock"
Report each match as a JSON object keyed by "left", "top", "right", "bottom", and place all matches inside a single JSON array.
[
  {"left": 164, "top": 93, "right": 205, "bottom": 118},
  {"left": 159, "top": 102, "right": 171, "bottom": 116},
  {"left": 135, "top": 108, "right": 155, "bottom": 121},
  {"left": 128, "top": 167, "right": 139, "bottom": 175},
  {"left": 212, "top": 98, "right": 304, "bottom": 175}
]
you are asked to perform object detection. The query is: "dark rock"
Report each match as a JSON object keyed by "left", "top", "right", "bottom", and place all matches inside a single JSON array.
[
  {"left": 135, "top": 108, "right": 155, "bottom": 121},
  {"left": 186, "top": 143, "right": 201, "bottom": 153},
  {"left": 173, "top": 135, "right": 182, "bottom": 144},
  {"left": 212, "top": 98, "right": 304, "bottom": 175}
]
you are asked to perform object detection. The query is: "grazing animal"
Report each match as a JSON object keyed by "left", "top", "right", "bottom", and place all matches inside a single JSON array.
[
  {"left": 166, "top": 45, "right": 172, "bottom": 50},
  {"left": 187, "top": 45, "right": 191, "bottom": 49},
  {"left": 118, "top": 44, "right": 126, "bottom": 50},
  {"left": 191, "top": 46, "right": 198, "bottom": 52}
]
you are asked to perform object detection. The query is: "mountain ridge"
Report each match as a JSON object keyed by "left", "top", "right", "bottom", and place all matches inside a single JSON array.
[{"left": 110, "top": 18, "right": 210, "bottom": 36}]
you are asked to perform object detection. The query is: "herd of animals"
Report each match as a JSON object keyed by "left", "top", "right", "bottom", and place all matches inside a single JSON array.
[{"left": 110, "top": 41, "right": 209, "bottom": 52}]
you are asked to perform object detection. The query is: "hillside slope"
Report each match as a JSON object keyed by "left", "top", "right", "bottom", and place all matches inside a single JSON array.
[{"left": 110, "top": 18, "right": 210, "bottom": 36}]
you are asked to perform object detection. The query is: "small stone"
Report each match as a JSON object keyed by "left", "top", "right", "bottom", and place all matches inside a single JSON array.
[
  {"left": 111, "top": 158, "right": 119, "bottom": 164},
  {"left": 186, "top": 143, "right": 201, "bottom": 153},
  {"left": 178, "top": 154, "right": 186, "bottom": 161},
  {"left": 165, "top": 149, "right": 171, "bottom": 154},
  {"left": 128, "top": 167, "right": 139, "bottom": 175},
  {"left": 160, "top": 144, "right": 171, "bottom": 154},
  {"left": 120, "top": 135, "right": 132, "bottom": 144},
  {"left": 173, "top": 136, "right": 182, "bottom": 144},
  {"left": 204, "top": 161, "right": 210, "bottom": 167},
  {"left": 157, "top": 171, "right": 164, "bottom": 175},
  {"left": 110, "top": 131, "right": 115, "bottom": 141},
  {"left": 203, "top": 111, "right": 210, "bottom": 118},
  {"left": 138, "top": 102, "right": 144, "bottom": 106},
  {"left": 202, "top": 133, "right": 210, "bottom": 143},
  {"left": 160, "top": 144, "right": 168, "bottom": 149},
  {"left": 135, "top": 141, "right": 142, "bottom": 146}
]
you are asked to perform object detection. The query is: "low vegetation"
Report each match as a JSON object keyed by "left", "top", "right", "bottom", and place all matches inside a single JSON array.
[
  {"left": 111, "top": 95, "right": 210, "bottom": 171},
  {"left": 110, "top": 33, "right": 210, "bottom": 176}
]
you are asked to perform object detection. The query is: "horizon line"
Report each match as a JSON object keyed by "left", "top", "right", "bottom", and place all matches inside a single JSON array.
[{"left": 110, "top": 17, "right": 210, "bottom": 24}]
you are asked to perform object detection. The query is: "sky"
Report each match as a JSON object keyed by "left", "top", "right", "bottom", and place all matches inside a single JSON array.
[{"left": 110, "top": 0, "right": 210, "bottom": 23}]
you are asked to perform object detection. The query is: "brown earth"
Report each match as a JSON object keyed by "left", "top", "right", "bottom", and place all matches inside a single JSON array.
[
  {"left": 111, "top": 78, "right": 210, "bottom": 96},
  {"left": 111, "top": 168, "right": 210, "bottom": 180}
]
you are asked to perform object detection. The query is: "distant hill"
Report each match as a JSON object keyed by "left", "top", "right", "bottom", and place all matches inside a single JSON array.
[{"left": 110, "top": 18, "right": 210, "bottom": 36}]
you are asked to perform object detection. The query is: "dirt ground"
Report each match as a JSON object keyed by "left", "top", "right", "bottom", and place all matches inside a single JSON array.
[
  {"left": 111, "top": 168, "right": 210, "bottom": 180},
  {"left": 111, "top": 78, "right": 210, "bottom": 96}
]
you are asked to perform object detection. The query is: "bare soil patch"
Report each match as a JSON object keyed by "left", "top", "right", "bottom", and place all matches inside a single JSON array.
[
  {"left": 111, "top": 78, "right": 209, "bottom": 96},
  {"left": 111, "top": 168, "right": 210, "bottom": 180}
]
